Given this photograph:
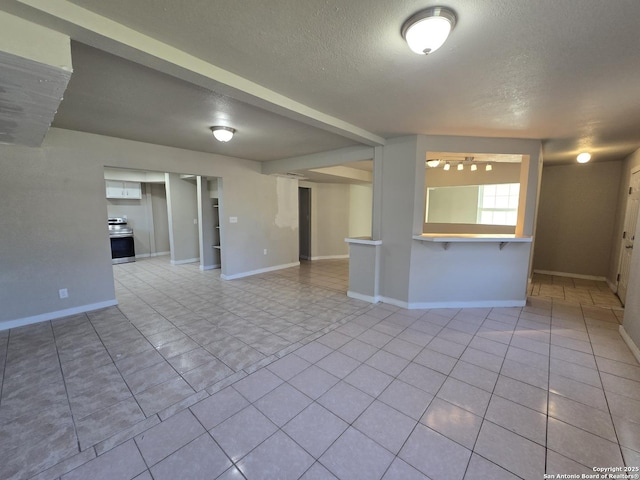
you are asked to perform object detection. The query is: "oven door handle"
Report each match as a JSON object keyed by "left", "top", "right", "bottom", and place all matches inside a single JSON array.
[{"left": 110, "top": 233, "right": 134, "bottom": 238}]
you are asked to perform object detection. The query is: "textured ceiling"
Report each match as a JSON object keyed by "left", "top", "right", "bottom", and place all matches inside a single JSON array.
[
  {"left": 53, "top": 43, "right": 358, "bottom": 161},
  {"left": 6, "top": 0, "right": 640, "bottom": 165}
]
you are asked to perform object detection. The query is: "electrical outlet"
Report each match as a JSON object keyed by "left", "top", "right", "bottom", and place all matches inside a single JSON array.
[
  {"left": 193, "top": 218, "right": 198, "bottom": 224},
  {"left": 264, "top": 249, "right": 267, "bottom": 255},
  {"left": 229, "top": 217, "right": 238, "bottom": 223},
  {"left": 59, "top": 288, "right": 68, "bottom": 299}
]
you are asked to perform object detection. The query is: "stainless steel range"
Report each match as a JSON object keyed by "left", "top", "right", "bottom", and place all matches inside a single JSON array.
[{"left": 108, "top": 217, "right": 135, "bottom": 264}]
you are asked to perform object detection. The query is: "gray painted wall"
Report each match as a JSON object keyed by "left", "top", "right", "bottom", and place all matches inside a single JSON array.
[
  {"left": 107, "top": 187, "right": 152, "bottom": 256},
  {"left": 166, "top": 173, "right": 199, "bottom": 263},
  {"left": 0, "top": 144, "right": 116, "bottom": 324},
  {"left": 106, "top": 181, "right": 170, "bottom": 257},
  {"left": 426, "top": 163, "right": 521, "bottom": 187},
  {"left": 0, "top": 128, "right": 299, "bottom": 328},
  {"left": 299, "top": 182, "right": 350, "bottom": 259},
  {"left": 197, "top": 176, "right": 216, "bottom": 269},
  {"left": 533, "top": 162, "right": 622, "bottom": 277},
  {"left": 374, "top": 135, "right": 541, "bottom": 307},
  {"left": 150, "top": 183, "right": 170, "bottom": 254},
  {"left": 426, "top": 185, "right": 479, "bottom": 224},
  {"left": 379, "top": 137, "right": 420, "bottom": 303},
  {"left": 349, "top": 184, "right": 372, "bottom": 238}
]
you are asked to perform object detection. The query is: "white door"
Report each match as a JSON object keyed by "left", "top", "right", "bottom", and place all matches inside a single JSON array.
[{"left": 617, "top": 169, "right": 640, "bottom": 305}]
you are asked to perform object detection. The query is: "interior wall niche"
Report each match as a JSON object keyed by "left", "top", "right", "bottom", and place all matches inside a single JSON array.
[{"left": 423, "top": 153, "right": 523, "bottom": 234}]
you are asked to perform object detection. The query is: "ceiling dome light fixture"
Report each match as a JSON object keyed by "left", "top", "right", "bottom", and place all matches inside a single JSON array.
[
  {"left": 577, "top": 152, "right": 591, "bottom": 164},
  {"left": 211, "top": 126, "right": 236, "bottom": 142},
  {"left": 426, "top": 159, "right": 441, "bottom": 168},
  {"left": 401, "top": 6, "right": 457, "bottom": 55}
]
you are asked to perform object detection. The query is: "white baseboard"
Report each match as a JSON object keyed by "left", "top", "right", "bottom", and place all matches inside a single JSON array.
[
  {"left": 606, "top": 278, "right": 618, "bottom": 294},
  {"left": 379, "top": 296, "right": 410, "bottom": 309},
  {"left": 221, "top": 262, "right": 300, "bottom": 280},
  {"left": 619, "top": 325, "right": 640, "bottom": 364},
  {"left": 347, "top": 291, "right": 380, "bottom": 304},
  {"left": 135, "top": 251, "right": 170, "bottom": 259},
  {"left": 533, "top": 270, "right": 607, "bottom": 282},
  {"left": 410, "top": 300, "right": 526, "bottom": 309},
  {"left": 0, "top": 299, "right": 119, "bottom": 332},
  {"left": 200, "top": 264, "right": 221, "bottom": 271},
  {"left": 310, "top": 255, "right": 349, "bottom": 260},
  {"left": 378, "top": 296, "right": 526, "bottom": 310},
  {"left": 170, "top": 257, "right": 200, "bottom": 265}
]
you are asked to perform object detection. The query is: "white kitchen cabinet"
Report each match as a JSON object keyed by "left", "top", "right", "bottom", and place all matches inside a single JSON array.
[{"left": 105, "top": 180, "right": 142, "bottom": 199}]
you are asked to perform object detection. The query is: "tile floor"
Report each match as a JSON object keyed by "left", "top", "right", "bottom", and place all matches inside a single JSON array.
[
  {"left": 529, "top": 273, "right": 622, "bottom": 308},
  {"left": 1, "top": 257, "right": 639, "bottom": 480}
]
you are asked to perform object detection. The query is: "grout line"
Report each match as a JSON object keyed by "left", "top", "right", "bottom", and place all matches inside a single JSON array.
[{"left": 580, "top": 303, "right": 628, "bottom": 466}]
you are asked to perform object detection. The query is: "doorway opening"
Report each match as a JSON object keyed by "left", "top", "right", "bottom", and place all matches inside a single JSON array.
[{"left": 299, "top": 187, "right": 311, "bottom": 260}]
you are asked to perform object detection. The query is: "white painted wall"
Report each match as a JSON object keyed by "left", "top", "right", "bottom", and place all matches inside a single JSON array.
[
  {"left": 534, "top": 162, "right": 622, "bottom": 278},
  {"left": 0, "top": 128, "right": 299, "bottom": 329}
]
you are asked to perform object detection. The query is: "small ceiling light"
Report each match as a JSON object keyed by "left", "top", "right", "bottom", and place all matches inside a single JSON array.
[
  {"left": 470, "top": 164, "right": 477, "bottom": 171},
  {"left": 457, "top": 163, "right": 464, "bottom": 171},
  {"left": 426, "top": 159, "right": 441, "bottom": 168},
  {"left": 443, "top": 162, "right": 451, "bottom": 171},
  {"left": 211, "top": 126, "right": 236, "bottom": 142},
  {"left": 577, "top": 152, "right": 591, "bottom": 163},
  {"left": 486, "top": 164, "right": 493, "bottom": 171},
  {"left": 401, "top": 6, "right": 457, "bottom": 55}
]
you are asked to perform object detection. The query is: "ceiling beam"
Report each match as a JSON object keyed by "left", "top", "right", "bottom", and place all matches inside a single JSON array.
[
  {"left": 309, "top": 165, "right": 373, "bottom": 183},
  {"left": 2, "top": 0, "right": 385, "bottom": 147},
  {"left": 262, "top": 145, "right": 374, "bottom": 175}
]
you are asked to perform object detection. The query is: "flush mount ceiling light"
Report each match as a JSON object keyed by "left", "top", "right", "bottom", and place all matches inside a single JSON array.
[
  {"left": 577, "top": 152, "right": 591, "bottom": 163},
  {"left": 401, "top": 6, "right": 457, "bottom": 55},
  {"left": 210, "top": 126, "right": 236, "bottom": 142},
  {"left": 426, "top": 159, "right": 441, "bottom": 168}
]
